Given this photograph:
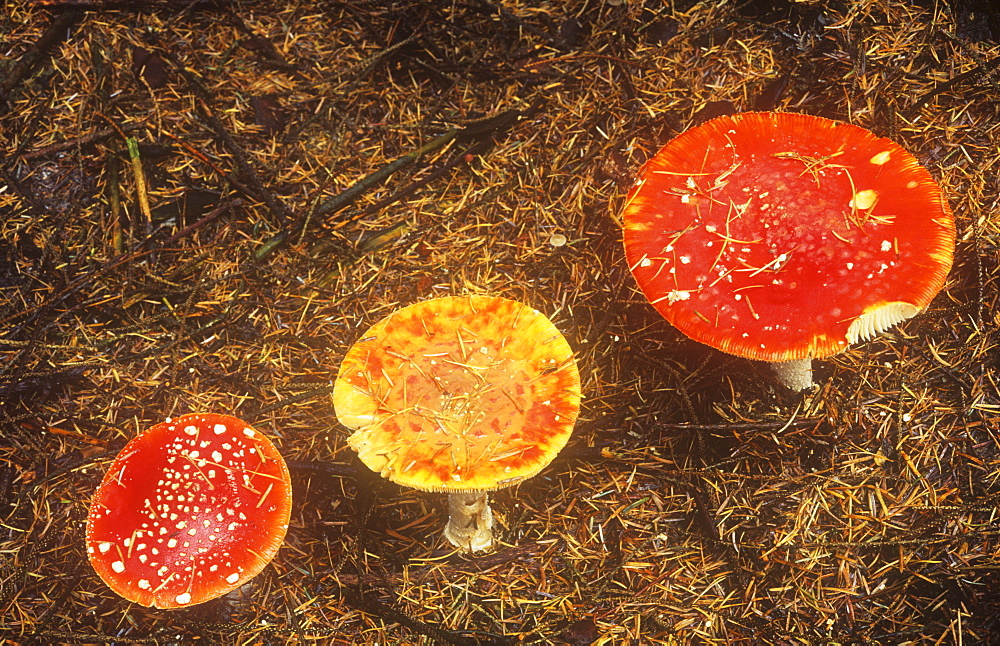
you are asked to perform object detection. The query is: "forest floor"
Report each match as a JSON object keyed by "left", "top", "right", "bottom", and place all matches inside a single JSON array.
[{"left": 2, "top": 1, "right": 1000, "bottom": 643}]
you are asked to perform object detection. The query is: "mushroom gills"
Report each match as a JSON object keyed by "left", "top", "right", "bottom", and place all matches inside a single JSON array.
[
  {"left": 846, "top": 302, "right": 920, "bottom": 344},
  {"left": 443, "top": 491, "right": 495, "bottom": 552}
]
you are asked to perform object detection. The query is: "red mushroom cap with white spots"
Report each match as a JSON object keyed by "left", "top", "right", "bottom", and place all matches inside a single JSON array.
[
  {"left": 85, "top": 413, "right": 292, "bottom": 609},
  {"left": 623, "top": 111, "right": 955, "bottom": 362}
]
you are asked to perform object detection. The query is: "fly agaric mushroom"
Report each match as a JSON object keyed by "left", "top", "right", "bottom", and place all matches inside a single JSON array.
[
  {"left": 622, "top": 111, "right": 955, "bottom": 390},
  {"left": 85, "top": 413, "right": 292, "bottom": 608},
  {"left": 333, "top": 295, "right": 581, "bottom": 552}
]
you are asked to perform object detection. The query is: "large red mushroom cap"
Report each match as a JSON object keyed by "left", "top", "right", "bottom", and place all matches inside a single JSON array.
[
  {"left": 623, "top": 111, "right": 955, "bottom": 363},
  {"left": 333, "top": 295, "right": 581, "bottom": 493},
  {"left": 85, "top": 413, "right": 292, "bottom": 609}
]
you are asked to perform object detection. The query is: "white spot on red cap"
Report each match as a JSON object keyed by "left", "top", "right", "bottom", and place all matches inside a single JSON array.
[
  {"left": 850, "top": 189, "right": 878, "bottom": 210},
  {"left": 869, "top": 151, "right": 891, "bottom": 165},
  {"left": 666, "top": 291, "right": 690, "bottom": 304}
]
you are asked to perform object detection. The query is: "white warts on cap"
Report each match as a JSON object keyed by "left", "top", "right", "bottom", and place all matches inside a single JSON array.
[
  {"left": 869, "top": 151, "right": 891, "bottom": 165},
  {"left": 850, "top": 189, "right": 878, "bottom": 210}
]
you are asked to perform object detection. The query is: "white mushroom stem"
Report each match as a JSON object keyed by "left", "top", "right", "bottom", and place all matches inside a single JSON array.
[
  {"left": 769, "top": 358, "right": 814, "bottom": 391},
  {"left": 443, "top": 491, "right": 494, "bottom": 552}
]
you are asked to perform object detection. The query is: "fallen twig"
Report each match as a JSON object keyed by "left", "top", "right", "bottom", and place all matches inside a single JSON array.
[
  {"left": 0, "top": 10, "right": 83, "bottom": 112},
  {"left": 152, "top": 37, "right": 297, "bottom": 227},
  {"left": 18, "top": 124, "right": 142, "bottom": 160},
  {"left": 253, "top": 101, "right": 545, "bottom": 262}
]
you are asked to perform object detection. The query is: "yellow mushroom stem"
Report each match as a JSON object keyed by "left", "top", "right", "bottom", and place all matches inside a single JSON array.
[{"left": 444, "top": 491, "right": 494, "bottom": 552}]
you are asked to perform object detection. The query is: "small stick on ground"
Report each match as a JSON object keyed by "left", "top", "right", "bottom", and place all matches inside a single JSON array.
[
  {"left": 20, "top": 124, "right": 142, "bottom": 161},
  {"left": 152, "top": 37, "right": 297, "bottom": 228},
  {"left": 0, "top": 10, "right": 83, "bottom": 111}
]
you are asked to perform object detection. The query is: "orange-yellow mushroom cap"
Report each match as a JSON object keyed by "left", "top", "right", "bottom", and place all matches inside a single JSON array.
[
  {"left": 85, "top": 413, "right": 292, "bottom": 609},
  {"left": 333, "top": 295, "right": 581, "bottom": 493},
  {"left": 623, "top": 111, "right": 955, "bottom": 362}
]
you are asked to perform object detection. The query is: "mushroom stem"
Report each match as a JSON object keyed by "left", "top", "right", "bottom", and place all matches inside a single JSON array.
[
  {"left": 769, "top": 358, "right": 814, "bottom": 391},
  {"left": 443, "top": 491, "right": 494, "bottom": 552}
]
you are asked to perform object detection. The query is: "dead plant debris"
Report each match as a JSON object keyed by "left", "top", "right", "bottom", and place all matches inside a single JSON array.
[{"left": 1, "top": 0, "right": 999, "bottom": 643}]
